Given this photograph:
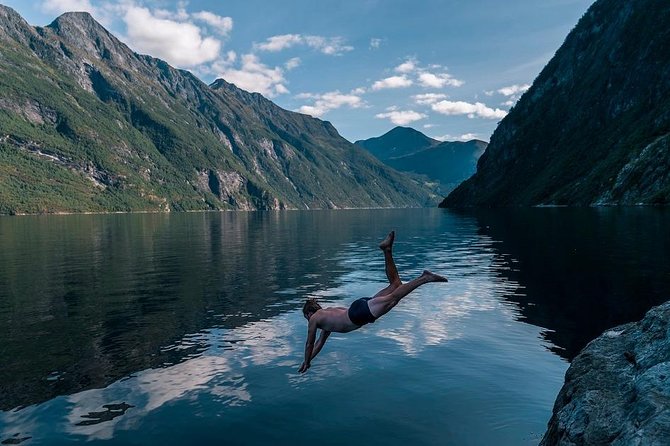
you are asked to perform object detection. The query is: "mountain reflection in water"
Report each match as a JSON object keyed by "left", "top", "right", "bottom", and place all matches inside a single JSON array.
[
  {"left": 1, "top": 208, "right": 668, "bottom": 445},
  {"left": 472, "top": 207, "right": 670, "bottom": 359}
]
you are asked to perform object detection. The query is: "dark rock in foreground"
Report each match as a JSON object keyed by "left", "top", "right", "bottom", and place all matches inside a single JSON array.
[{"left": 541, "top": 300, "right": 670, "bottom": 445}]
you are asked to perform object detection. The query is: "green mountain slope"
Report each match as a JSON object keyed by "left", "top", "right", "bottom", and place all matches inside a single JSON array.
[
  {"left": 442, "top": 0, "right": 670, "bottom": 207},
  {"left": 356, "top": 126, "right": 487, "bottom": 194},
  {"left": 385, "top": 140, "right": 487, "bottom": 190},
  {"left": 0, "top": 6, "right": 433, "bottom": 214}
]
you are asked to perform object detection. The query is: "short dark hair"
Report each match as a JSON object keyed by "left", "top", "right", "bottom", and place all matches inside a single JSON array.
[{"left": 302, "top": 298, "right": 322, "bottom": 317}]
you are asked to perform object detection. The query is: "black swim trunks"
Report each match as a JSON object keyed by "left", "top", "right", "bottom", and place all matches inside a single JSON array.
[{"left": 348, "top": 297, "right": 376, "bottom": 326}]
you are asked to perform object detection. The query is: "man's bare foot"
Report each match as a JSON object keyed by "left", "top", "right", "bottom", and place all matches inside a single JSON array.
[
  {"left": 379, "top": 230, "right": 395, "bottom": 251},
  {"left": 421, "top": 270, "right": 448, "bottom": 282}
]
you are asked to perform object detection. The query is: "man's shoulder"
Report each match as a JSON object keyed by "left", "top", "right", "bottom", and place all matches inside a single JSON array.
[{"left": 314, "top": 307, "right": 345, "bottom": 323}]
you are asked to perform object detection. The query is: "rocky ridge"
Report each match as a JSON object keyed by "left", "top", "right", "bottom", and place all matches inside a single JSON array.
[{"left": 0, "top": 6, "right": 432, "bottom": 213}]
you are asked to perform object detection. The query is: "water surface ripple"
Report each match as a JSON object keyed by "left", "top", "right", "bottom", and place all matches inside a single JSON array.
[{"left": 1, "top": 208, "right": 668, "bottom": 445}]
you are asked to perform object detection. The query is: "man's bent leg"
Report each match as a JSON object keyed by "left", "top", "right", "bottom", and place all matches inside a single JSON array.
[
  {"left": 373, "top": 231, "right": 402, "bottom": 298},
  {"left": 368, "top": 270, "right": 447, "bottom": 318}
]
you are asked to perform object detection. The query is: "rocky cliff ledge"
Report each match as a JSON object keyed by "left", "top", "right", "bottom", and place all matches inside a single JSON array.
[{"left": 541, "top": 301, "right": 670, "bottom": 445}]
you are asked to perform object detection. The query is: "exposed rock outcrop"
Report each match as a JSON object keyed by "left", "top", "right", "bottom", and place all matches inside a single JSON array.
[{"left": 541, "top": 300, "right": 670, "bottom": 445}]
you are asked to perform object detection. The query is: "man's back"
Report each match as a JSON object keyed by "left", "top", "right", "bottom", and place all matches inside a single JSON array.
[{"left": 312, "top": 307, "right": 359, "bottom": 333}]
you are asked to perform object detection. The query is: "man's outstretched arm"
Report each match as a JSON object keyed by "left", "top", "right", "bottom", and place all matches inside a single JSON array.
[
  {"left": 299, "top": 318, "right": 318, "bottom": 373},
  {"left": 310, "top": 330, "right": 331, "bottom": 361}
]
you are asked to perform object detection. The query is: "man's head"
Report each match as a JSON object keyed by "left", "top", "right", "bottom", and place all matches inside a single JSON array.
[{"left": 302, "top": 298, "right": 322, "bottom": 320}]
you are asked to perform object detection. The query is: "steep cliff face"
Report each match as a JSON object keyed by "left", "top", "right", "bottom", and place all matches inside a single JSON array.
[
  {"left": 0, "top": 6, "right": 432, "bottom": 213},
  {"left": 541, "top": 300, "right": 670, "bottom": 445},
  {"left": 443, "top": 0, "right": 670, "bottom": 207}
]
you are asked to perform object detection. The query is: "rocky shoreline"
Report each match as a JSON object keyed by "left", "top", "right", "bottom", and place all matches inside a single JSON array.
[{"left": 541, "top": 300, "right": 670, "bottom": 445}]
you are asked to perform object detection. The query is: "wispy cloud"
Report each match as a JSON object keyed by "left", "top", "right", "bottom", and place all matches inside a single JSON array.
[
  {"left": 435, "top": 133, "right": 480, "bottom": 141},
  {"left": 284, "top": 57, "right": 301, "bottom": 70},
  {"left": 371, "top": 75, "right": 413, "bottom": 91},
  {"left": 191, "top": 11, "right": 233, "bottom": 36},
  {"left": 369, "top": 38, "right": 382, "bottom": 50},
  {"left": 297, "top": 90, "right": 365, "bottom": 117},
  {"left": 394, "top": 58, "right": 417, "bottom": 73},
  {"left": 41, "top": 0, "right": 96, "bottom": 15},
  {"left": 254, "top": 34, "right": 301, "bottom": 51},
  {"left": 431, "top": 100, "right": 507, "bottom": 119},
  {"left": 412, "top": 93, "right": 448, "bottom": 105},
  {"left": 375, "top": 109, "right": 427, "bottom": 126},
  {"left": 255, "top": 34, "right": 353, "bottom": 55}
]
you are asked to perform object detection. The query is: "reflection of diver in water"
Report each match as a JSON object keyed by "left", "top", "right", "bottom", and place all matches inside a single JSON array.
[{"left": 299, "top": 231, "right": 448, "bottom": 373}]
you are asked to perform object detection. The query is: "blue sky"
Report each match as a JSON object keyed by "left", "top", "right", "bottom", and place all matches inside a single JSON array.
[{"left": 4, "top": 0, "right": 593, "bottom": 142}]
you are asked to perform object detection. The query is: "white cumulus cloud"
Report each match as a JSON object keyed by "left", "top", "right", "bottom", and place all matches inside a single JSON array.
[
  {"left": 123, "top": 6, "right": 221, "bottom": 67},
  {"left": 375, "top": 110, "right": 427, "bottom": 126},
  {"left": 255, "top": 34, "right": 353, "bottom": 55},
  {"left": 431, "top": 100, "right": 507, "bottom": 119},
  {"left": 218, "top": 53, "right": 288, "bottom": 97},
  {"left": 418, "top": 71, "right": 464, "bottom": 88},
  {"left": 297, "top": 90, "right": 365, "bottom": 118},
  {"left": 497, "top": 83, "right": 530, "bottom": 96},
  {"left": 371, "top": 75, "right": 413, "bottom": 91}
]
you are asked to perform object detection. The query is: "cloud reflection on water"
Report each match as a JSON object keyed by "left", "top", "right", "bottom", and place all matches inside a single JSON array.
[{"left": 0, "top": 211, "right": 556, "bottom": 444}]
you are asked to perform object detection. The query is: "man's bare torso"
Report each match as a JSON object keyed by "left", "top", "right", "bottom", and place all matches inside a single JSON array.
[{"left": 312, "top": 307, "right": 359, "bottom": 333}]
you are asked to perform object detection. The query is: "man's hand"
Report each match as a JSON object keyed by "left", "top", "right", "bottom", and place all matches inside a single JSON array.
[{"left": 298, "top": 361, "right": 310, "bottom": 373}]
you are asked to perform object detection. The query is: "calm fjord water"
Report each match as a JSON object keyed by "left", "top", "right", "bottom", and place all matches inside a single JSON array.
[{"left": 1, "top": 208, "right": 669, "bottom": 445}]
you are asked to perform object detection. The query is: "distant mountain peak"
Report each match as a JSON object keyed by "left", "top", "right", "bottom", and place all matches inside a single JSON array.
[
  {"left": 48, "top": 11, "right": 111, "bottom": 38},
  {"left": 385, "top": 126, "right": 429, "bottom": 136},
  {"left": 356, "top": 127, "right": 487, "bottom": 195},
  {"left": 355, "top": 126, "right": 439, "bottom": 161},
  {"left": 52, "top": 11, "right": 97, "bottom": 23}
]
